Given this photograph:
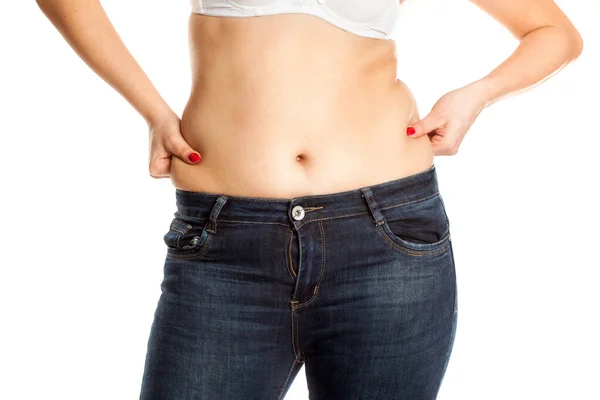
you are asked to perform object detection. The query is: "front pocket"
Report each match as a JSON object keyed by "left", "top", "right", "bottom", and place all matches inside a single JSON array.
[
  {"left": 375, "top": 193, "right": 450, "bottom": 257},
  {"left": 163, "top": 216, "right": 213, "bottom": 260}
]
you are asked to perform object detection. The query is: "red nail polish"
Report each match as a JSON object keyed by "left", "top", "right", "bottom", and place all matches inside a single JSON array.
[
  {"left": 406, "top": 127, "right": 416, "bottom": 136},
  {"left": 188, "top": 153, "right": 200, "bottom": 163}
]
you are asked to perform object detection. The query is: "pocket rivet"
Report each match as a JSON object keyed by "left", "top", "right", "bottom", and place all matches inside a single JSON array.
[{"left": 181, "top": 235, "right": 201, "bottom": 249}]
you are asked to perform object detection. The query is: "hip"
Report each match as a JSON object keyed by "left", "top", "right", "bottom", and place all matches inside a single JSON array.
[
  {"left": 147, "top": 164, "right": 457, "bottom": 398},
  {"left": 162, "top": 162, "right": 455, "bottom": 311}
]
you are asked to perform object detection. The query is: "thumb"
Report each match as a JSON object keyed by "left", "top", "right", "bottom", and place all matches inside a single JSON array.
[
  {"left": 407, "top": 113, "right": 442, "bottom": 138},
  {"left": 170, "top": 135, "right": 202, "bottom": 164}
]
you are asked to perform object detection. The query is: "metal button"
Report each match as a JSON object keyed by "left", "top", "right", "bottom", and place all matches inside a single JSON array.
[{"left": 292, "top": 205, "right": 305, "bottom": 221}]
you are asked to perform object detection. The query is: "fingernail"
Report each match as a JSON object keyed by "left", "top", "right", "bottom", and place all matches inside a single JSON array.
[
  {"left": 406, "top": 127, "right": 416, "bottom": 136},
  {"left": 188, "top": 153, "right": 201, "bottom": 163}
]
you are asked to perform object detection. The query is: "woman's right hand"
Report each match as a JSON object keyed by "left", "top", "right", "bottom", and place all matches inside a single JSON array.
[
  {"left": 148, "top": 111, "right": 202, "bottom": 179},
  {"left": 34, "top": 0, "right": 203, "bottom": 178}
]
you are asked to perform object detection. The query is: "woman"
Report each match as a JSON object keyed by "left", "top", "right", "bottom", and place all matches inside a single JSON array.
[{"left": 36, "top": 0, "right": 582, "bottom": 398}]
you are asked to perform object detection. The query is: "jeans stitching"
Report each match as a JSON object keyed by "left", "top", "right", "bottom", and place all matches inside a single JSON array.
[
  {"left": 290, "top": 309, "right": 304, "bottom": 362},
  {"left": 287, "top": 229, "right": 297, "bottom": 279},
  {"left": 375, "top": 225, "right": 448, "bottom": 257},
  {"left": 293, "top": 309, "right": 298, "bottom": 358},
  {"left": 170, "top": 226, "right": 189, "bottom": 234},
  {"left": 276, "top": 359, "right": 298, "bottom": 400},
  {"left": 178, "top": 194, "right": 437, "bottom": 229},
  {"left": 166, "top": 234, "right": 213, "bottom": 260},
  {"left": 303, "top": 206, "right": 324, "bottom": 213},
  {"left": 179, "top": 213, "right": 369, "bottom": 228},
  {"left": 291, "top": 220, "right": 326, "bottom": 311},
  {"left": 378, "top": 192, "right": 440, "bottom": 211},
  {"left": 195, "top": 219, "right": 292, "bottom": 227},
  {"left": 295, "top": 211, "right": 369, "bottom": 229},
  {"left": 434, "top": 250, "right": 458, "bottom": 395},
  {"left": 295, "top": 311, "right": 304, "bottom": 362}
]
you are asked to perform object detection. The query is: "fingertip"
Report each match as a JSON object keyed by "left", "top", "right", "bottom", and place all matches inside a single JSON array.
[{"left": 187, "top": 152, "right": 201, "bottom": 163}]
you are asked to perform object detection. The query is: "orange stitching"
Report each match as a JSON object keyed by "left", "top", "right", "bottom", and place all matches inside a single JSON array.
[
  {"left": 175, "top": 191, "right": 439, "bottom": 228},
  {"left": 288, "top": 229, "right": 297, "bottom": 279},
  {"left": 376, "top": 225, "right": 448, "bottom": 257},
  {"left": 303, "top": 206, "right": 324, "bottom": 212},
  {"left": 291, "top": 220, "right": 326, "bottom": 311}
]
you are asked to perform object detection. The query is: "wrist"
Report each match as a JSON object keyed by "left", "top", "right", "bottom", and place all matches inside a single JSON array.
[
  {"left": 462, "top": 78, "right": 500, "bottom": 111},
  {"left": 143, "top": 104, "right": 178, "bottom": 129}
]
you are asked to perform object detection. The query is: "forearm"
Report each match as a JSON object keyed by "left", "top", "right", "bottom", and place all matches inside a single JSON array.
[
  {"left": 36, "top": 0, "right": 174, "bottom": 126},
  {"left": 465, "top": 25, "right": 583, "bottom": 109}
]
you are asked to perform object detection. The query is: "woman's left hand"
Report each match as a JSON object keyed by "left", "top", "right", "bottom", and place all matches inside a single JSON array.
[{"left": 406, "top": 84, "right": 488, "bottom": 156}]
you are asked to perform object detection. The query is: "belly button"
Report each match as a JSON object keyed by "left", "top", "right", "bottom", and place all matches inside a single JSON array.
[{"left": 296, "top": 154, "right": 305, "bottom": 163}]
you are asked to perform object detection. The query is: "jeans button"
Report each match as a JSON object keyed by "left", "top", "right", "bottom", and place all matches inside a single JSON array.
[{"left": 292, "top": 205, "right": 305, "bottom": 221}]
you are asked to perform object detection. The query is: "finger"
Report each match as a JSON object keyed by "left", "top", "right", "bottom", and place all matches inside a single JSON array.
[
  {"left": 148, "top": 155, "right": 171, "bottom": 178},
  {"left": 430, "top": 135, "right": 458, "bottom": 156},
  {"left": 429, "top": 134, "right": 444, "bottom": 156},
  {"left": 407, "top": 113, "right": 444, "bottom": 138},
  {"left": 165, "top": 134, "right": 202, "bottom": 164}
]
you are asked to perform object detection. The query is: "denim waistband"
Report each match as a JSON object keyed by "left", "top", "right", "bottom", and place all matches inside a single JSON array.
[{"left": 174, "top": 163, "right": 439, "bottom": 227}]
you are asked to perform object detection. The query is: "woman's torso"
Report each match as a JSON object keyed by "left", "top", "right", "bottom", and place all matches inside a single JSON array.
[{"left": 170, "top": 11, "right": 433, "bottom": 198}]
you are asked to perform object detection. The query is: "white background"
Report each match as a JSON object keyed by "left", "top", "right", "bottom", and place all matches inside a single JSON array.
[{"left": 1, "top": 0, "right": 598, "bottom": 399}]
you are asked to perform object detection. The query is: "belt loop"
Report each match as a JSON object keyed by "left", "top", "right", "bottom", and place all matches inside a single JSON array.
[
  {"left": 205, "top": 195, "right": 228, "bottom": 234},
  {"left": 360, "top": 188, "right": 385, "bottom": 227}
]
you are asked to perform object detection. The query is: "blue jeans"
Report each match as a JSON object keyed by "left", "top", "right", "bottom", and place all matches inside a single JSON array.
[{"left": 139, "top": 163, "right": 457, "bottom": 399}]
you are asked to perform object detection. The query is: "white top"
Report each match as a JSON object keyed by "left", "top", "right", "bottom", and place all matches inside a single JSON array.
[{"left": 190, "top": 0, "right": 401, "bottom": 40}]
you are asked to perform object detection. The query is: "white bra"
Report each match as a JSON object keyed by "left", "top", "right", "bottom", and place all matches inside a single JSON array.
[{"left": 190, "top": 0, "right": 401, "bottom": 40}]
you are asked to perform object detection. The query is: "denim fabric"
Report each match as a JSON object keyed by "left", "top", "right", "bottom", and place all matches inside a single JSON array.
[{"left": 139, "top": 163, "right": 457, "bottom": 400}]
